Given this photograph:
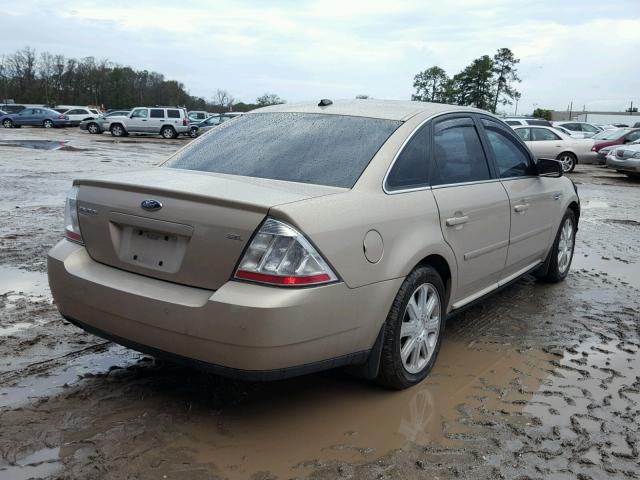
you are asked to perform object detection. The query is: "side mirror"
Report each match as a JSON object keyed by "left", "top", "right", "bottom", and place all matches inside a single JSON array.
[{"left": 536, "top": 158, "right": 563, "bottom": 177}]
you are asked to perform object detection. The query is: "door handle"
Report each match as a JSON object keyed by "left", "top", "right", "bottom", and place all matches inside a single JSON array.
[
  {"left": 446, "top": 215, "right": 469, "bottom": 226},
  {"left": 514, "top": 203, "right": 529, "bottom": 213},
  {"left": 553, "top": 193, "right": 562, "bottom": 201}
]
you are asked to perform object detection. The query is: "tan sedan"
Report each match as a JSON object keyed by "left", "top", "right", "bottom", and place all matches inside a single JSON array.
[
  {"left": 512, "top": 125, "right": 597, "bottom": 172},
  {"left": 48, "top": 100, "right": 580, "bottom": 389}
]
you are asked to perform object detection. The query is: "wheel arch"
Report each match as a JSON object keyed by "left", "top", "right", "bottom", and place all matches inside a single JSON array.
[
  {"left": 414, "top": 253, "right": 453, "bottom": 310},
  {"left": 567, "top": 200, "right": 580, "bottom": 224}
]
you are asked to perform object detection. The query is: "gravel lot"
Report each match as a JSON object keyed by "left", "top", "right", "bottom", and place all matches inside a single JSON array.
[{"left": 0, "top": 128, "right": 639, "bottom": 480}]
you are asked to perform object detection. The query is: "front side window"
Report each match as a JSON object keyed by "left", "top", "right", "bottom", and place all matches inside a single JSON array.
[
  {"left": 165, "top": 112, "right": 401, "bottom": 188},
  {"left": 505, "top": 120, "right": 521, "bottom": 126},
  {"left": 626, "top": 130, "right": 640, "bottom": 142},
  {"left": 150, "top": 109, "right": 164, "bottom": 118},
  {"left": 526, "top": 119, "right": 550, "bottom": 126},
  {"left": 532, "top": 128, "right": 560, "bottom": 141},
  {"left": 386, "top": 124, "right": 429, "bottom": 191},
  {"left": 482, "top": 119, "right": 535, "bottom": 178},
  {"left": 432, "top": 117, "right": 491, "bottom": 185},
  {"left": 131, "top": 109, "right": 148, "bottom": 119}
]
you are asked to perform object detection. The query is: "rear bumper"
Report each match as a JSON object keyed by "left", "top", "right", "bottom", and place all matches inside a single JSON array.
[
  {"left": 606, "top": 157, "right": 640, "bottom": 173},
  {"left": 48, "top": 240, "right": 400, "bottom": 378}
]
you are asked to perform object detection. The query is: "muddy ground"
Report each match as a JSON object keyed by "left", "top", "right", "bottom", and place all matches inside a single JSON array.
[{"left": 0, "top": 128, "right": 638, "bottom": 480}]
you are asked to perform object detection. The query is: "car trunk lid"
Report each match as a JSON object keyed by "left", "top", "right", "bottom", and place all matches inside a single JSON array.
[{"left": 75, "top": 168, "right": 344, "bottom": 290}]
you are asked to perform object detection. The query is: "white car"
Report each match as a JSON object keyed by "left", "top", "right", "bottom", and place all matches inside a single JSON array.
[
  {"left": 62, "top": 107, "right": 101, "bottom": 127},
  {"left": 513, "top": 125, "right": 596, "bottom": 172},
  {"left": 552, "top": 121, "right": 601, "bottom": 139},
  {"left": 107, "top": 107, "right": 190, "bottom": 139},
  {"left": 606, "top": 139, "right": 640, "bottom": 179}
]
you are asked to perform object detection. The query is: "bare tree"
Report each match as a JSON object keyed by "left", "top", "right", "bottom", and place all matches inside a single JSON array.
[{"left": 212, "top": 89, "right": 235, "bottom": 109}]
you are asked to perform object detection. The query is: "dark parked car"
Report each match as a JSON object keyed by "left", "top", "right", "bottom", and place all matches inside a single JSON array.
[
  {"left": 590, "top": 128, "right": 640, "bottom": 153},
  {"left": 0, "top": 108, "right": 70, "bottom": 128},
  {"left": 0, "top": 104, "right": 26, "bottom": 114}
]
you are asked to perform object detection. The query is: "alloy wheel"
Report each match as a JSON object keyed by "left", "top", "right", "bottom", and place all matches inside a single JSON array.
[
  {"left": 557, "top": 217, "right": 574, "bottom": 274},
  {"left": 400, "top": 283, "right": 441, "bottom": 374},
  {"left": 558, "top": 154, "right": 575, "bottom": 172}
]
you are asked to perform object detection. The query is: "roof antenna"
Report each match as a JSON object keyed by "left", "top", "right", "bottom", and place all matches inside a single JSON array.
[{"left": 318, "top": 99, "right": 333, "bottom": 107}]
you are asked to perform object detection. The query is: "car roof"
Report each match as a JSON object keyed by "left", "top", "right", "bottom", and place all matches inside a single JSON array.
[{"left": 253, "top": 99, "right": 485, "bottom": 121}]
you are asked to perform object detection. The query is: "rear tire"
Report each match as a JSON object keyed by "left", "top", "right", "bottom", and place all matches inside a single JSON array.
[
  {"left": 189, "top": 127, "right": 198, "bottom": 138},
  {"left": 377, "top": 266, "right": 446, "bottom": 390},
  {"left": 161, "top": 126, "right": 176, "bottom": 139},
  {"left": 87, "top": 123, "right": 100, "bottom": 134},
  {"left": 43, "top": 119, "right": 54, "bottom": 128},
  {"left": 557, "top": 152, "right": 577, "bottom": 173},
  {"left": 110, "top": 124, "right": 125, "bottom": 137},
  {"left": 536, "top": 209, "right": 576, "bottom": 283},
  {"left": 2, "top": 119, "right": 13, "bottom": 128}
]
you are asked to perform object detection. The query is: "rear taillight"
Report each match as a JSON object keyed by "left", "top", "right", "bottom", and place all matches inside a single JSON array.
[
  {"left": 234, "top": 218, "right": 337, "bottom": 287},
  {"left": 591, "top": 146, "right": 597, "bottom": 152},
  {"left": 182, "top": 118, "right": 188, "bottom": 126},
  {"left": 64, "top": 186, "right": 83, "bottom": 244}
]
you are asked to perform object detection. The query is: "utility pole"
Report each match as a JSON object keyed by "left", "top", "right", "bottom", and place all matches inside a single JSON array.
[
  {"left": 568, "top": 101, "right": 573, "bottom": 120},
  {"left": 514, "top": 98, "right": 518, "bottom": 116}
]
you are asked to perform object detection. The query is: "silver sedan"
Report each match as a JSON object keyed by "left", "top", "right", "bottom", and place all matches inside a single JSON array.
[
  {"left": 513, "top": 125, "right": 596, "bottom": 172},
  {"left": 606, "top": 139, "right": 640, "bottom": 179}
]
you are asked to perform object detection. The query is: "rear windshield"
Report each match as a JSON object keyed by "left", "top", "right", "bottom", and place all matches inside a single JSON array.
[
  {"left": 593, "top": 129, "right": 625, "bottom": 140},
  {"left": 164, "top": 112, "right": 401, "bottom": 188}
]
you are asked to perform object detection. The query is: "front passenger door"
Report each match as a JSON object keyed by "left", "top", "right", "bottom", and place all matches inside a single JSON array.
[
  {"left": 480, "top": 118, "right": 560, "bottom": 279},
  {"left": 128, "top": 108, "right": 149, "bottom": 133},
  {"left": 430, "top": 116, "right": 510, "bottom": 306}
]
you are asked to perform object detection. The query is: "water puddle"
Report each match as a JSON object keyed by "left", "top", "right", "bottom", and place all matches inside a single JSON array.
[
  {"left": 0, "top": 344, "right": 139, "bottom": 409},
  {"left": 0, "top": 447, "right": 61, "bottom": 480},
  {"left": 0, "top": 266, "right": 50, "bottom": 298},
  {"left": 572, "top": 253, "right": 640, "bottom": 289},
  {"left": 159, "top": 342, "right": 549, "bottom": 478},
  {"left": 0, "top": 140, "right": 68, "bottom": 151}
]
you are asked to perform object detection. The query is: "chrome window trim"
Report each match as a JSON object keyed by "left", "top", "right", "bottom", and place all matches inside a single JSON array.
[
  {"left": 431, "top": 178, "right": 500, "bottom": 190},
  {"left": 383, "top": 109, "right": 498, "bottom": 195}
]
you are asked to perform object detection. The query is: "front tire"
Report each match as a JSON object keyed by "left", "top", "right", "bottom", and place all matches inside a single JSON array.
[
  {"left": 87, "top": 123, "right": 100, "bottom": 134},
  {"left": 377, "top": 266, "right": 446, "bottom": 390},
  {"left": 110, "top": 124, "right": 125, "bottom": 137},
  {"left": 189, "top": 127, "right": 198, "bottom": 138},
  {"left": 537, "top": 209, "right": 576, "bottom": 283},
  {"left": 43, "top": 119, "right": 54, "bottom": 128},
  {"left": 625, "top": 172, "right": 640, "bottom": 180},
  {"left": 557, "top": 152, "right": 577, "bottom": 173}
]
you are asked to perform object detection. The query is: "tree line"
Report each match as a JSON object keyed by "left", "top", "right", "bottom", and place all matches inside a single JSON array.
[
  {"left": 0, "top": 47, "right": 285, "bottom": 111},
  {"left": 412, "top": 48, "right": 521, "bottom": 113}
]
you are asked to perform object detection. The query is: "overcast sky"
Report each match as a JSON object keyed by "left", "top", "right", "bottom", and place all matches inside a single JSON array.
[{"left": 4, "top": 0, "right": 639, "bottom": 114}]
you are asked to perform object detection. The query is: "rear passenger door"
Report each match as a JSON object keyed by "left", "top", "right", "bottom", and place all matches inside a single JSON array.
[
  {"left": 479, "top": 118, "right": 560, "bottom": 278},
  {"left": 430, "top": 115, "right": 510, "bottom": 305},
  {"left": 149, "top": 108, "right": 165, "bottom": 133},
  {"left": 529, "top": 127, "right": 563, "bottom": 158}
]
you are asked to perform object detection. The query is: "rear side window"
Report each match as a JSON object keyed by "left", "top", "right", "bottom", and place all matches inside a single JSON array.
[
  {"left": 581, "top": 123, "right": 599, "bottom": 133},
  {"left": 165, "top": 112, "right": 401, "bottom": 188},
  {"left": 386, "top": 124, "right": 429, "bottom": 191},
  {"left": 167, "top": 110, "right": 180, "bottom": 118},
  {"left": 150, "top": 109, "right": 164, "bottom": 118},
  {"left": 515, "top": 128, "right": 531, "bottom": 141},
  {"left": 532, "top": 128, "right": 560, "bottom": 141},
  {"left": 432, "top": 117, "right": 491, "bottom": 185},
  {"left": 481, "top": 119, "right": 535, "bottom": 178},
  {"left": 505, "top": 120, "right": 521, "bottom": 126}
]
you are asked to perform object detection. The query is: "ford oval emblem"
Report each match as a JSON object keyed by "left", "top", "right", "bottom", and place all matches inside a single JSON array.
[{"left": 141, "top": 199, "right": 162, "bottom": 211}]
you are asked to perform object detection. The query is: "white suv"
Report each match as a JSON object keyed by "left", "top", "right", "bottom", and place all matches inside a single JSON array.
[{"left": 108, "top": 107, "right": 190, "bottom": 139}]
